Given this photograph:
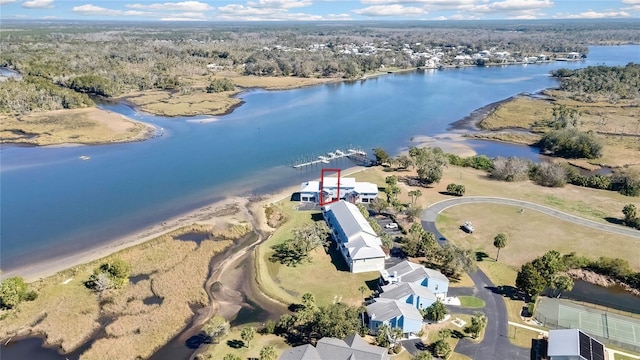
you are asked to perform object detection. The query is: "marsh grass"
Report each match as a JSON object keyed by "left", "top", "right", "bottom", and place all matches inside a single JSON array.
[
  {"left": 124, "top": 90, "right": 242, "bottom": 117},
  {"left": 0, "top": 107, "right": 151, "bottom": 146},
  {"left": 478, "top": 92, "right": 640, "bottom": 167},
  {"left": 0, "top": 224, "right": 235, "bottom": 359}
]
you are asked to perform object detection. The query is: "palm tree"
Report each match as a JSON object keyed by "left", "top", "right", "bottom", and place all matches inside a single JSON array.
[
  {"left": 240, "top": 326, "right": 255, "bottom": 348},
  {"left": 408, "top": 189, "right": 422, "bottom": 205},
  {"left": 493, "top": 233, "right": 507, "bottom": 261},
  {"left": 358, "top": 285, "right": 369, "bottom": 304}
]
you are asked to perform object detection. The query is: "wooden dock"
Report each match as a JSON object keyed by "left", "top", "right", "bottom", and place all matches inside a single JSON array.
[{"left": 292, "top": 148, "right": 368, "bottom": 169}]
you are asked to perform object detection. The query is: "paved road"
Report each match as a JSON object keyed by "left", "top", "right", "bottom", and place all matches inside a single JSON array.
[
  {"left": 419, "top": 196, "right": 640, "bottom": 360},
  {"left": 422, "top": 196, "right": 640, "bottom": 240}
]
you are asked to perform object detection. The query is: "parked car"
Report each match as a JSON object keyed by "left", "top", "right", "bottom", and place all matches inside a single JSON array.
[
  {"left": 385, "top": 223, "right": 399, "bottom": 229},
  {"left": 462, "top": 221, "right": 474, "bottom": 233}
]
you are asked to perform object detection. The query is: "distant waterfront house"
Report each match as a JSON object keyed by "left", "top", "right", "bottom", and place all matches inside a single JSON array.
[
  {"left": 547, "top": 329, "right": 606, "bottom": 360},
  {"left": 379, "top": 260, "right": 449, "bottom": 299},
  {"left": 299, "top": 177, "right": 378, "bottom": 204},
  {"left": 279, "top": 333, "right": 390, "bottom": 360},
  {"left": 322, "top": 200, "right": 386, "bottom": 273},
  {"left": 366, "top": 298, "right": 423, "bottom": 336}
]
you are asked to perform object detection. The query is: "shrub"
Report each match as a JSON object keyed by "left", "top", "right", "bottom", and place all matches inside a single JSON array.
[
  {"left": 206, "top": 78, "right": 235, "bottom": 93},
  {"left": 85, "top": 259, "right": 131, "bottom": 291},
  {"left": 489, "top": 157, "right": 531, "bottom": 182},
  {"left": 446, "top": 183, "right": 466, "bottom": 196},
  {"left": 529, "top": 162, "right": 567, "bottom": 187},
  {"left": 610, "top": 169, "right": 640, "bottom": 197},
  {"left": 539, "top": 128, "right": 603, "bottom": 159},
  {"left": 0, "top": 276, "right": 29, "bottom": 309}
]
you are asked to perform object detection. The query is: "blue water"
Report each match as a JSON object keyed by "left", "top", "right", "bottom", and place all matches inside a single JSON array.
[{"left": 1, "top": 45, "right": 638, "bottom": 273}]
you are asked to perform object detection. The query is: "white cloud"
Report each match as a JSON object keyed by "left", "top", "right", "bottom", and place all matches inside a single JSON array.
[
  {"left": 42, "top": 15, "right": 59, "bottom": 18},
  {"left": 0, "top": 0, "right": 18, "bottom": 4},
  {"left": 247, "top": 0, "right": 312, "bottom": 9},
  {"left": 72, "top": 4, "right": 148, "bottom": 16},
  {"left": 361, "top": 0, "right": 475, "bottom": 9},
  {"left": 470, "top": 0, "right": 553, "bottom": 13},
  {"left": 22, "top": 0, "right": 53, "bottom": 8},
  {"left": 559, "top": 10, "right": 630, "bottom": 19},
  {"left": 126, "top": 1, "right": 213, "bottom": 11},
  {"left": 621, "top": 0, "right": 640, "bottom": 4},
  {"left": 217, "top": 4, "right": 279, "bottom": 16},
  {"left": 73, "top": 4, "right": 121, "bottom": 15},
  {"left": 160, "top": 16, "right": 206, "bottom": 20},
  {"left": 216, "top": 4, "right": 351, "bottom": 21},
  {"left": 509, "top": 14, "right": 537, "bottom": 19},
  {"left": 353, "top": 4, "right": 426, "bottom": 16}
]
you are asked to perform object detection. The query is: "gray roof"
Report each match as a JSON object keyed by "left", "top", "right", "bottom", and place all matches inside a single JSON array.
[
  {"left": 380, "top": 282, "right": 437, "bottom": 302},
  {"left": 366, "top": 298, "right": 423, "bottom": 323},
  {"left": 327, "top": 201, "right": 377, "bottom": 240},
  {"left": 316, "top": 335, "right": 390, "bottom": 360},
  {"left": 279, "top": 334, "right": 390, "bottom": 360},
  {"left": 279, "top": 344, "right": 322, "bottom": 360},
  {"left": 384, "top": 260, "right": 448, "bottom": 283}
]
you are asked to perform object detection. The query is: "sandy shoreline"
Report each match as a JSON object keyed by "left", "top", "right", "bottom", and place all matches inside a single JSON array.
[{"left": 3, "top": 166, "right": 368, "bottom": 283}]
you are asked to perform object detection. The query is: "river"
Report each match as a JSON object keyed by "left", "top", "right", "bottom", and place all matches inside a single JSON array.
[{"left": 0, "top": 45, "right": 638, "bottom": 275}]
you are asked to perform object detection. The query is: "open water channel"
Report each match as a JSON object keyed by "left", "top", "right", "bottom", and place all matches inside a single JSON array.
[{"left": 1, "top": 45, "right": 638, "bottom": 359}]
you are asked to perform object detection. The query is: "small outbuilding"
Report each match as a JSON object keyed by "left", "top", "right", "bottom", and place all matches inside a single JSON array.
[{"left": 547, "top": 329, "right": 606, "bottom": 360}]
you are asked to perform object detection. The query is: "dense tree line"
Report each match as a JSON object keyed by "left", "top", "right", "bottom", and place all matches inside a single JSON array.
[
  {"left": 551, "top": 63, "right": 640, "bottom": 102},
  {"left": 539, "top": 128, "right": 603, "bottom": 159},
  {"left": 516, "top": 251, "right": 640, "bottom": 299},
  {"left": 2, "top": 21, "right": 638, "bottom": 115}
]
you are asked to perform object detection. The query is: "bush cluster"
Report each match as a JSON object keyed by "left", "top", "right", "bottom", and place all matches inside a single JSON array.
[
  {"left": 539, "top": 128, "right": 603, "bottom": 159},
  {"left": 206, "top": 78, "right": 235, "bottom": 93},
  {"left": 446, "top": 183, "right": 466, "bottom": 196}
]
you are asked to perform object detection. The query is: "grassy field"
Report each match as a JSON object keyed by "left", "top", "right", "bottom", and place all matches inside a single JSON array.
[
  {"left": 0, "top": 107, "right": 152, "bottom": 146},
  {"left": 0, "top": 225, "right": 236, "bottom": 359},
  {"left": 458, "top": 296, "right": 486, "bottom": 309},
  {"left": 256, "top": 199, "right": 379, "bottom": 307},
  {"left": 477, "top": 91, "right": 640, "bottom": 167},
  {"left": 507, "top": 325, "right": 544, "bottom": 348}
]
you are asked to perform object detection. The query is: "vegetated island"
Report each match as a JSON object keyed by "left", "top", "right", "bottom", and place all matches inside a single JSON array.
[
  {"left": 462, "top": 62, "right": 640, "bottom": 169},
  {"left": 2, "top": 20, "right": 639, "bottom": 146}
]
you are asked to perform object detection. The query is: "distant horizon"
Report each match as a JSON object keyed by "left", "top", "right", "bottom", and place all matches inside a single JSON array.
[{"left": 1, "top": 0, "right": 638, "bottom": 22}]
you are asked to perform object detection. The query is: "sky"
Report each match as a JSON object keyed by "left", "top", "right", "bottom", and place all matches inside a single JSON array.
[{"left": 0, "top": 0, "right": 638, "bottom": 22}]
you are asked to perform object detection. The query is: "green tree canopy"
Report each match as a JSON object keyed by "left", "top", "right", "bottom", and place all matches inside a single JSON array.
[
  {"left": 203, "top": 316, "right": 230, "bottom": 344},
  {"left": 409, "top": 146, "right": 447, "bottom": 185},
  {"left": 493, "top": 233, "right": 508, "bottom": 261},
  {"left": 0, "top": 276, "right": 30, "bottom": 309},
  {"left": 240, "top": 326, "right": 255, "bottom": 348}
]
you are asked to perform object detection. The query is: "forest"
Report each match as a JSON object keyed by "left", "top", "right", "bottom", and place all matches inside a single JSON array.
[{"left": 1, "top": 19, "right": 639, "bottom": 116}]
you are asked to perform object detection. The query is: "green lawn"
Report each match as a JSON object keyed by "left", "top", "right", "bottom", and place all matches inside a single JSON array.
[
  {"left": 204, "top": 326, "right": 288, "bottom": 360},
  {"left": 614, "top": 353, "right": 640, "bottom": 360},
  {"left": 256, "top": 199, "right": 379, "bottom": 307},
  {"left": 458, "top": 296, "right": 486, "bottom": 309}
]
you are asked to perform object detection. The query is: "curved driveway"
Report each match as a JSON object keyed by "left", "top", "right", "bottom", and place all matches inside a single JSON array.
[
  {"left": 422, "top": 196, "right": 640, "bottom": 239},
  {"left": 420, "top": 196, "right": 639, "bottom": 360}
]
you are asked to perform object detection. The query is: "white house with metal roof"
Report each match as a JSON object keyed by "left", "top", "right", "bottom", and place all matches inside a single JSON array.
[
  {"left": 366, "top": 298, "right": 424, "bottom": 336},
  {"left": 380, "top": 260, "right": 449, "bottom": 299},
  {"left": 547, "top": 329, "right": 606, "bottom": 360},
  {"left": 279, "top": 333, "right": 390, "bottom": 360},
  {"left": 322, "top": 200, "right": 386, "bottom": 273},
  {"left": 300, "top": 177, "right": 379, "bottom": 204}
]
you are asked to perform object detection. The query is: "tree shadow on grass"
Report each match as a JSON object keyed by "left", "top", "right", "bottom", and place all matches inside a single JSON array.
[
  {"left": 226, "top": 339, "right": 245, "bottom": 349},
  {"left": 475, "top": 251, "right": 490, "bottom": 262},
  {"left": 451, "top": 329, "right": 466, "bottom": 339},
  {"left": 604, "top": 217, "right": 624, "bottom": 226}
]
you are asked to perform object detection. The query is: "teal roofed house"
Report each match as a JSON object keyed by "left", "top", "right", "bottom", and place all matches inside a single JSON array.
[
  {"left": 379, "top": 281, "right": 438, "bottom": 310},
  {"left": 379, "top": 260, "right": 449, "bottom": 299},
  {"left": 366, "top": 298, "right": 424, "bottom": 336}
]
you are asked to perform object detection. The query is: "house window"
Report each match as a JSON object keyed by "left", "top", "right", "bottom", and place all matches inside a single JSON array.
[{"left": 362, "top": 198, "right": 369, "bottom": 203}]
